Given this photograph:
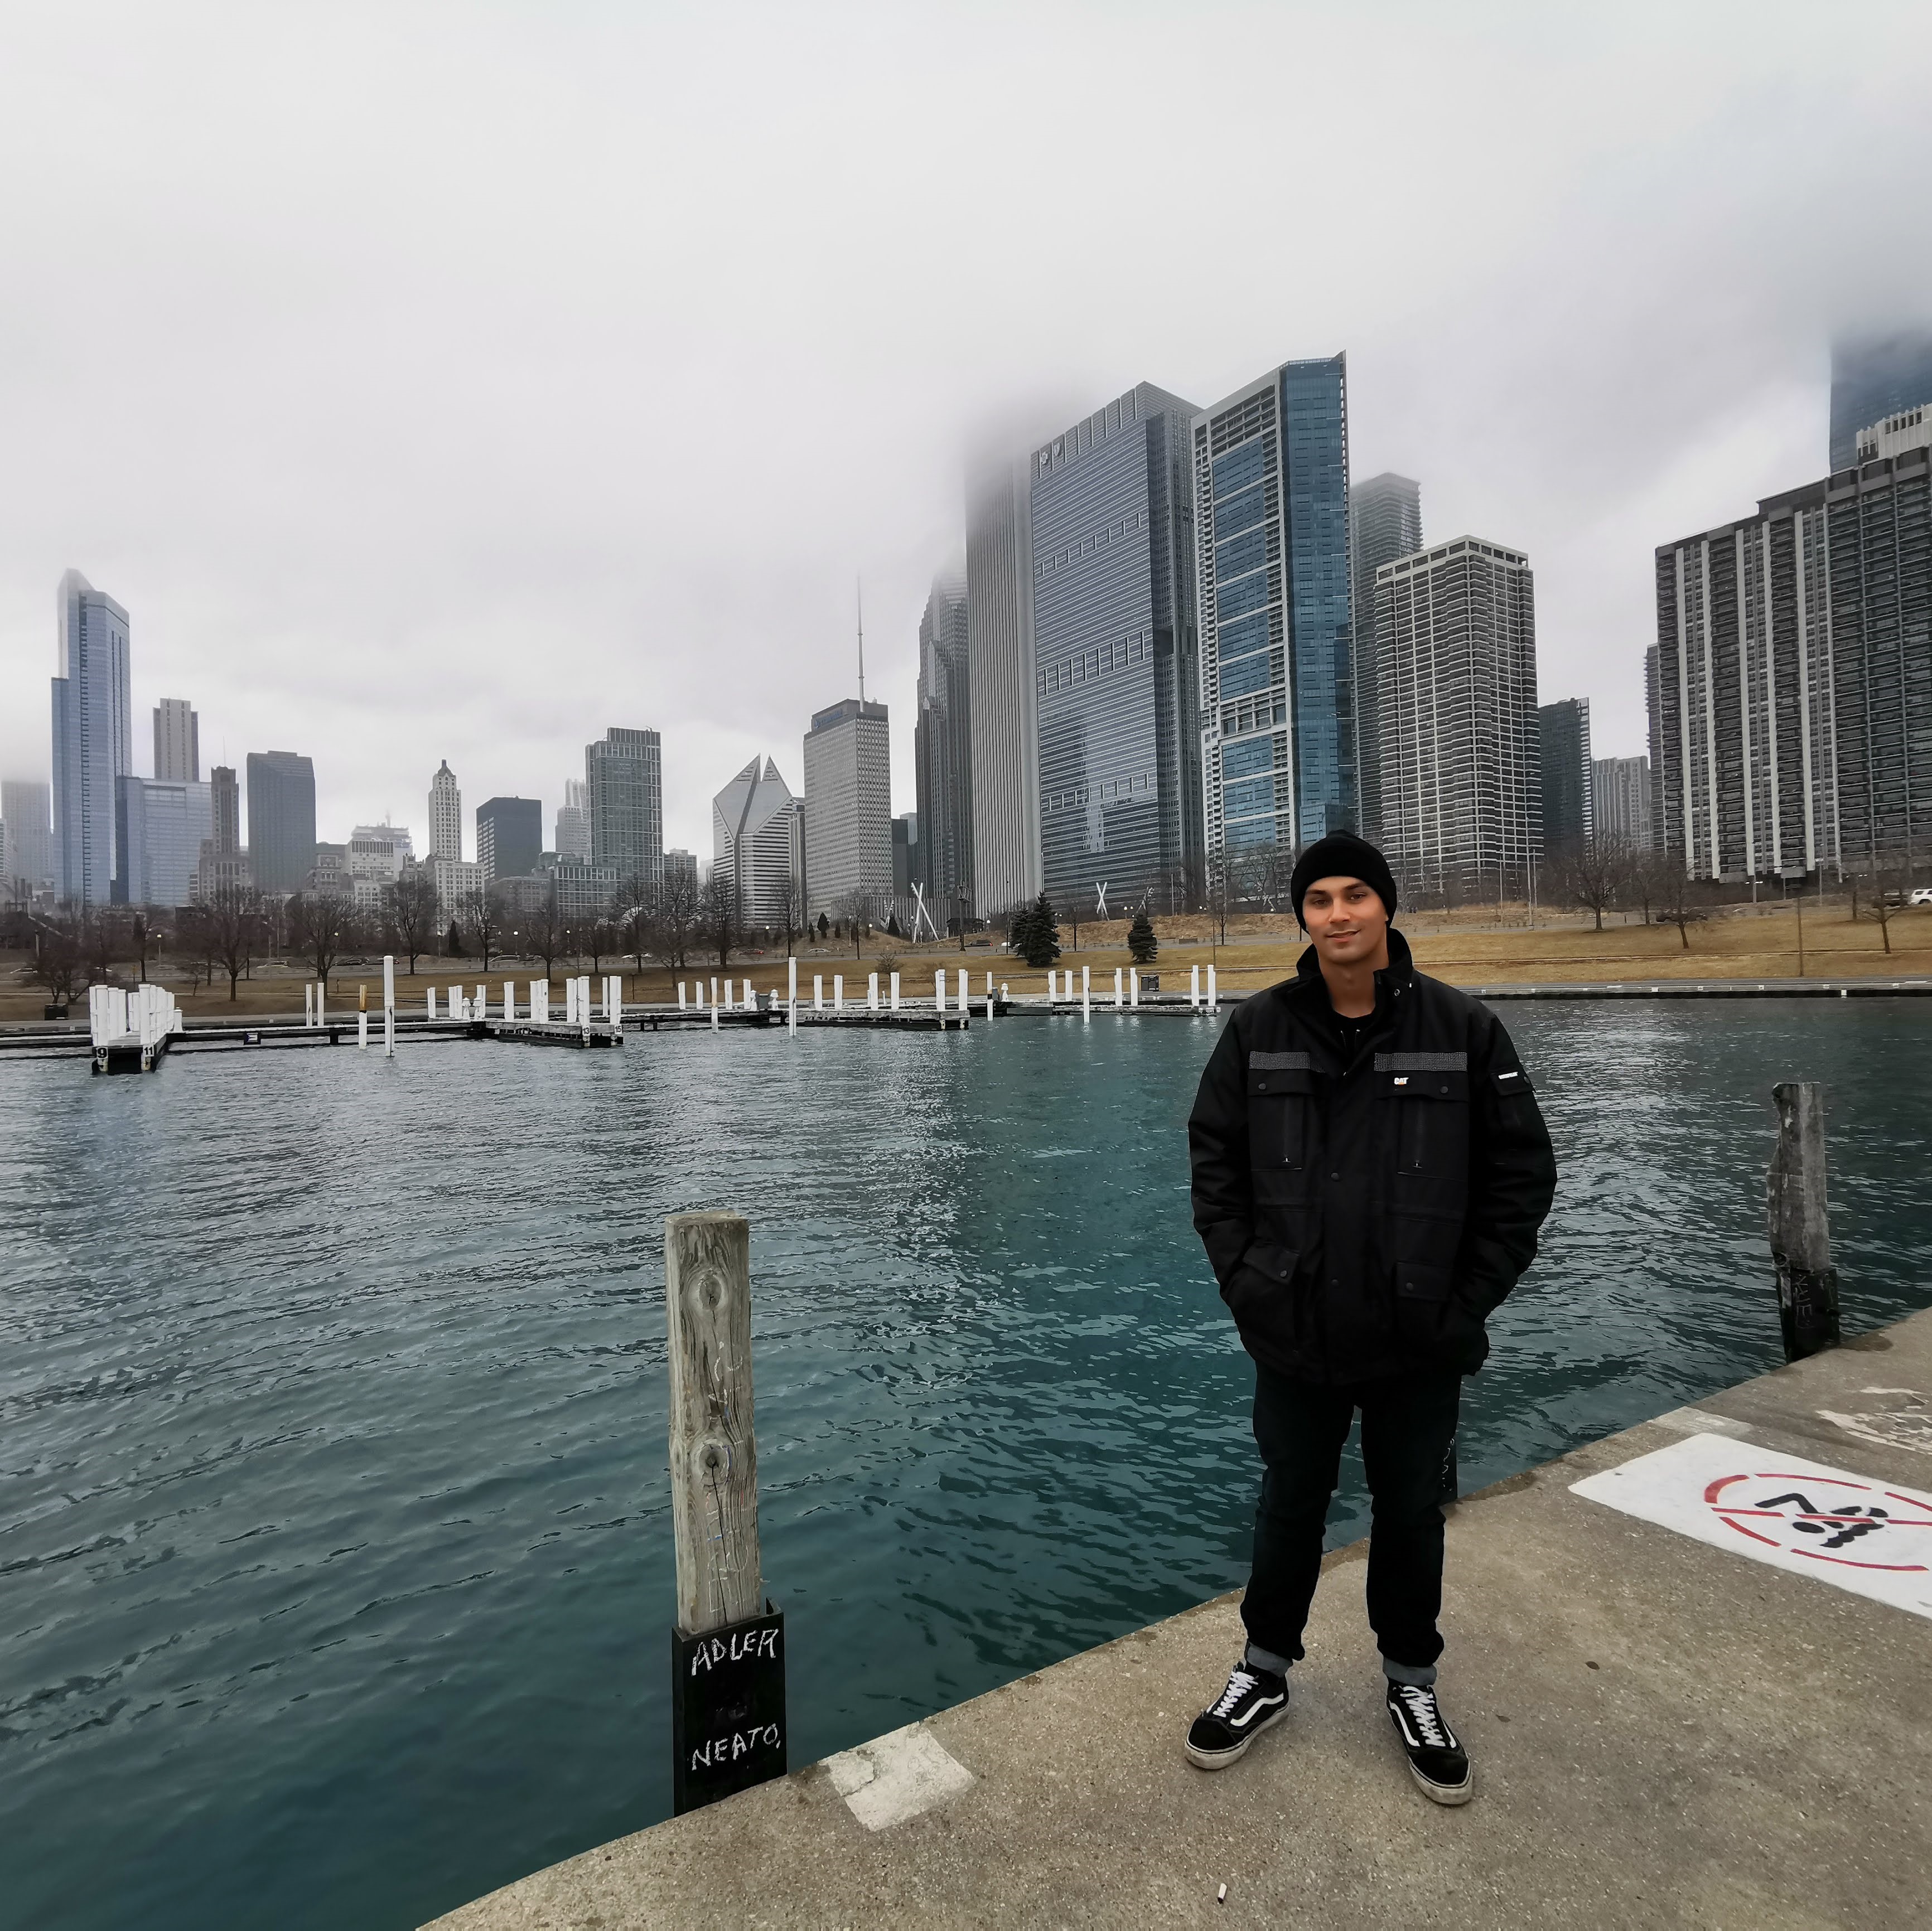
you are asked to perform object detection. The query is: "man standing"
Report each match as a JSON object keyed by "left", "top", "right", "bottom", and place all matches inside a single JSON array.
[{"left": 1184, "top": 833, "right": 1555, "bottom": 1803}]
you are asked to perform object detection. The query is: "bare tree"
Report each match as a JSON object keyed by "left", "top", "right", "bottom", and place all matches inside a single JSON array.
[
  {"left": 290, "top": 893, "right": 356, "bottom": 991},
  {"left": 29, "top": 912, "right": 86, "bottom": 1006},
  {"left": 836, "top": 887, "right": 882, "bottom": 959},
  {"left": 1650, "top": 863, "right": 1702, "bottom": 951},
  {"left": 1203, "top": 854, "right": 1237, "bottom": 945},
  {"left": 1554, "top": 835, "right": 1634, "bottom": 932},
  {"left": 1249, "top": 841, "right": 1295, "bottom": 916},
  {"left": 203, "top": 881, "right": 264, "bottom": 998},
  {"left": 387, "top": 869, "right": 441, "bottom": 975},
  {"left": 655, "top": 864, "right": 699, "bottom": 970},
  {"left": 1854, "top": 849, "right": 1912, "bottom": 956},
  {"left": 774, "top": 873, "right": 803, "bottom": 958},
  {"left": 701, "top": 870, "right": 740, "bottom": 966},
  {"left": 525, "top": 885, "right": 566, "bottom": 983},
  {"left": 460, "top": 884, "right": 508, "bottom": 972}
]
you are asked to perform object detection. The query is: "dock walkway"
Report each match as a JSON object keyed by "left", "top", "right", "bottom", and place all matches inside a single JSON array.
[{"left": 429, "top": 1309, "right": 1932, "bottom": 1929}]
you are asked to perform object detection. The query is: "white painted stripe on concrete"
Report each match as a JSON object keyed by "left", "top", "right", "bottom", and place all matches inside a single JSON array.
[
  {"left": 1650, "top": 1406, "right": 1752, "bottom": 1439},
  {"left": 825, "top": 1722, "right": 974, "bottom": 1831}
]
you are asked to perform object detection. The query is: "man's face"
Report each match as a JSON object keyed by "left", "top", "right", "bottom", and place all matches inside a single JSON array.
[{"left": 1300, "top": 874, "right": 1389, "bottom": 964}]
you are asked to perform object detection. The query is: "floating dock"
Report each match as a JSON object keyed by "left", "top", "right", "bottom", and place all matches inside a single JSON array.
[{"left": 428, "top": 1309, "right": 1932, "bottom": 1929}]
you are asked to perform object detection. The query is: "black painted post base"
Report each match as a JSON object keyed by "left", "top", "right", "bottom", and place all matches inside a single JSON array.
[
  {"left": 1776, "top": 1261, "right": 1842, "bottom": 1362},
  {"left": 671, "top": 1603, "right": 786, "bottom": 1815}
]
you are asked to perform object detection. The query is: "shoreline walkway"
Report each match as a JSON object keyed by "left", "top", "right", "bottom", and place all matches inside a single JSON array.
[{"left": 429, "top": 1309, "right": 1932, "bottom": 1929}]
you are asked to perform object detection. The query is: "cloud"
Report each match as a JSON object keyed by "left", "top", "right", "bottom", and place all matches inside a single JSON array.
[{"left": 2, "top": 1, "right": 1929, "bottom": 850}]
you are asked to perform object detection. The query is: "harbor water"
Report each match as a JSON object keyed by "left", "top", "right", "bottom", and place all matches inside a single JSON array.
[{"left": 2, "top": 999, "right": 1928, "bottom": 1930}]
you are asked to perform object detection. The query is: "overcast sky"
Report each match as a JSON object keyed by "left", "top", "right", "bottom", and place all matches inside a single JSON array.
[{"left": 3, "top": 2, "right": 1930, "bottom": 856}]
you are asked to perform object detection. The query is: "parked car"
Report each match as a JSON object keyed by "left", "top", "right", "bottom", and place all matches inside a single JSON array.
[{"left": 1910, "top": 888, "right": 1932, "bottom": 907}]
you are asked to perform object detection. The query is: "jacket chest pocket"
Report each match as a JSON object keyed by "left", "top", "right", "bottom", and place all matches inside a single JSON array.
[
  {"left": 1382, "top": 1069, "right": 1469, "bottom": 1176},
  {"left": 1248, "top": 1066, "right": 1317, "bottom": 1171}
]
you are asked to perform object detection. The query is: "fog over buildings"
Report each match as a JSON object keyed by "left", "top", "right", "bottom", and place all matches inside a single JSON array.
[{"left": 1, "top": 6, "right": 1931, "bottom": 860}]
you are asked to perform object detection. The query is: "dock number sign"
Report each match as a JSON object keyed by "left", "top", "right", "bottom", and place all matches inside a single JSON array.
[{"left": 1571, "top": 1433, "right": 1932, "bottom": 1621}]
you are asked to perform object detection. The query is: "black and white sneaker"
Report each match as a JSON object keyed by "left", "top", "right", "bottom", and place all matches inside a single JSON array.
[
  {"left": 1385, "top": 1680, "right": 1471, "bottom": 1805},
  {"left": 1185, "top": 1661, "right": 1288, "bottom": 1769}
]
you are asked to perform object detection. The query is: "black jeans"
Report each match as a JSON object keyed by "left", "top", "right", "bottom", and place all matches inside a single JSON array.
[{"left": 1240, "top": 1363, "right": 1461, "bottom": 1671}]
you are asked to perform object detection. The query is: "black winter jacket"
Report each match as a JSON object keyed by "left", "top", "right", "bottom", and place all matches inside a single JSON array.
[{"left": 1188, "top": 930, "right": 1557, "bottom": 1383}]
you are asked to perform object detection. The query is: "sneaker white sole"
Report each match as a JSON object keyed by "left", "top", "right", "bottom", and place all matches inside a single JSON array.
[
  {"left": 1407, "top": 1758, "right": 1473, "bottom": 1806},
  {"left": 1184, "top": 1702, "right": 1287, "bottom": 1771}
]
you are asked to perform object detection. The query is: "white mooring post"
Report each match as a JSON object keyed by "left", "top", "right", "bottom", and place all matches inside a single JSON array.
[
  {"left": 383, "top": 955, "right": 396, "bottom": 1057},
  {"left": 1208, "top": 964, "right": 1218, "bottom": 1007},
  {"left": 1114, "top": 967, "right": 1123, "bottom": 1008},
  {"left": 890, "top": 971, "right": 901, "bottom": 1011},
  {"left": 1082, "top": 965, "right": 1090, "bottom": 1021},
  {"left": 1190, "top": 964, "right": 1200, "bottom": 1008},
  {"left": 504, "top": 980, "right": 516, "bottom": 1022},
  {"left": 788, "top": 956, "right": 797, "bottom": 1006},
  {"left": 580, "top": 976, "right": 592, "bottom": 1039},
  {"left": 934, "top": 971, "right": 946, "bottom": 1014},
  {"left": 358, "top": 1009, "right": 368, "bottom": 1049},
  {"left": 710, "top": 976, "right": 719, "bottom": 1009},
  {"left": 476, "top": 984, "right": 487, "bottom": 1019},
  {"left": 305, "top": 983, "right": 314, "bottom": 1026},
  {"left": 427, "top": 986, "right": 438, "bottom": 1020},
  {"left": 741, "top": 979, "right": 751, "bottom": 1010},
  {"left": 834, "top": 974, "right": 844, "bottom": 1014},
  {"left": 788, "top": 992, "right": 796, "bottom": 1033},
  {"left": 867, "top": 972, "right": 878, "bottom": 1012},
  {"left": 677, "top": 981, "right": 688, "bottom": 1011},
  {"left": 1130, "top": 967, "right": 1140, "bottom": 1008},
  {"left": 813, "top": 975, "right": 824, "bottom": 1012}
]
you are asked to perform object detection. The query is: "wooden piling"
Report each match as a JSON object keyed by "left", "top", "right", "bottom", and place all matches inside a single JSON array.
[
  {"left": 665, "top": 1210, "right": 763, "bottom": 1633},
  {"left": 1767, "top": 1081, "right": 1841, "bottom": 1361}
]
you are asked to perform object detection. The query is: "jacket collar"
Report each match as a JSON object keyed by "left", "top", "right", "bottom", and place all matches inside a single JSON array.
[{"left": 1292, "top": 925, "right": 1416, "bottom": 1008}]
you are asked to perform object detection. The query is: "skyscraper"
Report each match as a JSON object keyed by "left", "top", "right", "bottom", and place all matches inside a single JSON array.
[
  {"left": 194, "top": 766, "right": 251, "bottom": 901},
  {"left": 153, "top": 699, "right": 200, "bottom": 783},
  {"left": 585, "top": 729, "right": 662, "bottom": 879},
  {"left": 115, "top": 776, "right": 212, "bottom": 907},
  {"left": 1829, "top": 330, "right": 1932, "bottom": 472},
  {"left": 1, "top": 780, "right": 54, "bottom": 897},
  {"left": 1653, "top": 412, "right": 1930, "bottom": 882},
  {"left": 245, "top": 751, "right": 317, "bottom": 894},
  {"left": 965, "top": 463, "right": 1041, "bottom": 917},
  {"left": 1194, "top": 356, "right": 1356, "bottom": 868},
  {"left": 801, "top": 698, "right": 891, "bottom": 921},
  {"left": 477, "top": 797, "right": 542, "bottom": 880},
  {"left": 1376, "top": 537, "right": 1540, "bottom": 903},
  {"left": 1349, "top": 473, "right": 1423, "bottom": 844},
  {"left": 914, "top": 570, "right": 973, "bottom": 929},
  {"left": 1032, "top": 381, "right": 1201, "bottom": 910},
  {"left": 555, "top": 778, "right": 591, "bottom": 860},
  {"left": 428, "top": 761, "right": 462, "bottom": 860},
  {"left": 1644, "top": 643, "right": 1665, "bottom": 853},
  {"left": 51, "top": 569, "right": 132, "bottom": 906},
  {"left": 1593, "top": 756, "right": 1652, "bottom": 846},
  {"left": 712, "top": 757, "right": 804, "bottom": 928},
  {"left": 1538, "top": 698, "right": 1593, "bottom": 851}
]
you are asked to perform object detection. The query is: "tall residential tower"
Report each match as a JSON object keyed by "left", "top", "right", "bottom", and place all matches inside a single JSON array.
[
  {"left": 913, "top": 570, "right": 973, "bottom": 930},
  {"left": 1375, "top": 537, "right": 1540, "bottom": 903},
  {"left": 1349, "top": 472, "right": 1422, "bottom": 844},
  {"left": 802, "top": 698, "right": 891, "bottom": 921},
  {"left": 51, "top": 569, "right": 133, "bottom": 906},
  {"left": 1032, "top": 381, "right": 1201, "bottom": 911},
  {"left": 1194, "top": 356, "right": 1356, "bottom": 867}
]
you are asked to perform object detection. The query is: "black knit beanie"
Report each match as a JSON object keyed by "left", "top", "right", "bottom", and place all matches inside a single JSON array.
[{"left": 1290, "top": 833, "right": 1399, "bottom": 927}]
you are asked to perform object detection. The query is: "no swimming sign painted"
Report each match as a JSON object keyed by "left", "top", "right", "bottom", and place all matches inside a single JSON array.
[{"left": 1571, "top": 1432, "right": 1932, "bottom": 1621}]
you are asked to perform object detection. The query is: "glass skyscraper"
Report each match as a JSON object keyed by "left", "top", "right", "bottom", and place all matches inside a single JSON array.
[
  {"left": 1194, "top": 356, "right": 1355, "bottom": 865},
  {"left": 245, "top": 751, "right": 317, "bottom": 894},
  {"left": 1031, "top": 382, "right": 1201, "bottom": 911},
  {"left": 1829, "top": 331, "right": 1932, "bottom": 473},
  {"left": 51, "top": 569, "right": 132, "bottom": 907},
  {"left": 1349, "top": 472, "right": 1423, "bottom": 845}
]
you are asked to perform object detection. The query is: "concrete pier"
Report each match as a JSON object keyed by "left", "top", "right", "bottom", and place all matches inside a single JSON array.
[{"left": 428, "top": 1308, "right": 1932, "bottom": 1929}]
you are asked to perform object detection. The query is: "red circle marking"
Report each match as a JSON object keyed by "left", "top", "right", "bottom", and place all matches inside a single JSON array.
[{"left": 1702, "top": 1469, "right": 1932, "bottom": 1571}]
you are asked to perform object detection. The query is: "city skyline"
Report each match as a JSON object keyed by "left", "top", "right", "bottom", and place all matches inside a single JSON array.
[{"left": 7, "top": 10, "right": 1926, "bottom": 865}]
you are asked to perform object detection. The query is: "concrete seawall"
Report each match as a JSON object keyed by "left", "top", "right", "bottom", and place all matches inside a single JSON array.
[{"left": 429, "top": 1311, "right": 1932, "bottom": 1929}]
